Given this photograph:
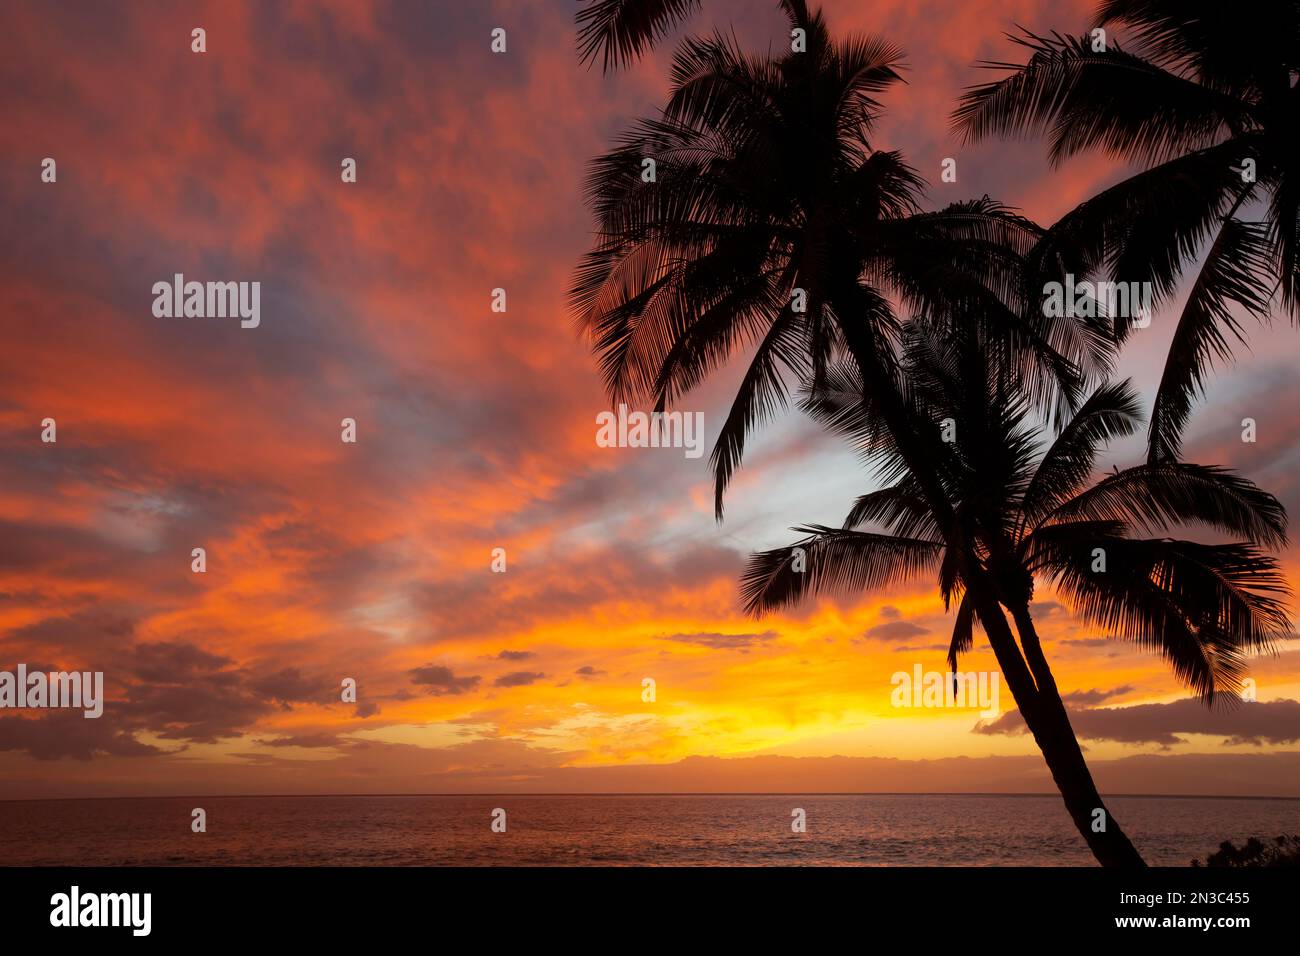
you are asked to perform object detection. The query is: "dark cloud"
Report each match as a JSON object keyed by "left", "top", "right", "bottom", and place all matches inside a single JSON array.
[
  {"left": 0, "top": 641, "right": 364, "bottom": 756},
  {"left": 866, "top": 621, "right": 929, "bottom": 641},
  {"left": 662, "top": 630, "right": 778, "bottom": 650},
  {"left": 4, "top": 605, "right": 140, "bottom": 659},
  {"left": 575, "top": 666, "right": 606, "bottom": 680},
  {"left": 127, "top": 641, "right": 231, "bottom": 683},
  {"left": 1030, "top": 601, "right": 1066, "bottom": 619},
  {"left": 494, "top": 671, "right": 546, "bottom": 688},
  {"left": 246, "top": 667, "right": 333, "bottom": 706},
  {"left": 1062, "top": 686, "right": 1134, "bottom": 707},
  {"left": 409, "top": 664, "right": 481, "bottom": 696},
  {"left": 977, "top": 697, "right": 1300, "bottom": 747},
  {"left": 258, "top": 733, "right": 343, "bottom": 749},
  {"left": 122, "top": 681, "right": 274, "bottom": 744},
  {"left": 0, "top": 711, "right": 161, "bottom": 761},
  {"left": 496, "top": 650, "right": 535, "bottom": 661}
]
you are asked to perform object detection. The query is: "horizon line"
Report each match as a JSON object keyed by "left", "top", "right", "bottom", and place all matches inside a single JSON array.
[{"left": 3, "top": 791, "right": 1298, "bottom": 803}]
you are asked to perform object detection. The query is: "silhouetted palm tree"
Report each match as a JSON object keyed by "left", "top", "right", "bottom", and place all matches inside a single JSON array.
[
  {"left": 572, "top": 2, "right": 1165, "bottom": 865},
  {"left": 573, "top": 4, "right": 1094, "bottom": 519},
  {"left": 952, "top": 0, "right": 1300, "bottom": 463},
  {"left": 742, "top": 330, "right": 1290, "bottom": 855}
]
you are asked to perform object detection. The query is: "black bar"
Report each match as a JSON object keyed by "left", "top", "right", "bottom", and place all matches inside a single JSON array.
[{"left": 0, "top": 866, "right": 1286, "bottom": 942}]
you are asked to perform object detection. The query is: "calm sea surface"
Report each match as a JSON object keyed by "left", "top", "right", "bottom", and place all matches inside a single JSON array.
[{"left": 1, "top": 794, "right": 1296, "bottom": 866}]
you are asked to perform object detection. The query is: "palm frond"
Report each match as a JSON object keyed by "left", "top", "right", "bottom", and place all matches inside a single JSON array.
[
  {"left": 843, "top": 477, "right": 940, "bottom": 541},
  {"left": 1045, "top": 462, "right": 1288, "bottom": 549},
  {"left": 947, "top": 589, "right": 978, "bottom": 673},
  {"left": 952, "top": 29, "right": 1250, "bottom": 165},
  {"left": 577, "top": 0, "right": 702, "bottom": 71},
  {"left": 709, "top": 305, "right": 812, "bottom": 518},
  {"left": 1020, "top": 380, "right": 1143, "bottom": 529},
  {"left": 1147, "top": 216, "right": 1275, "bottom": 462},
  {"left": 1040, "top": 535, "right": 1292, "bottom": 699},
  {"left": 741, "top": 525, "right": 942, "bottom": 615},
  {"left": 1034, "top": 141, "right": 1257, "bottom": 329},
  {"left": 1096, "top": 0, "right": 1300, "bottom": 98}
]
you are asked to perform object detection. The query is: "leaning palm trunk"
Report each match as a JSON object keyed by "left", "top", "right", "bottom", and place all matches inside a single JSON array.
[
  {"left": 840, "top": 324, "right": 1148, "bottom": 866},
  {"left": 1025, "top": 695, "right": 1146, "bottom": 866},
  {"left": 1007, "top": 604, "right": 1146, "bottom": 866}
]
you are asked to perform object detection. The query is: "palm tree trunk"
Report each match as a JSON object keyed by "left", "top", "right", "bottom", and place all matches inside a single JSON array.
[
  {"left": 839, "top": 314, "right": 1145, "bottom": 865},
  {"left": 1008, "top": 602, "right": 1147, "bottom": 867}
]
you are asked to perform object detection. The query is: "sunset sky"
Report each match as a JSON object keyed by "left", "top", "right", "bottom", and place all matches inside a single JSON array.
[{"left": 1, "top": 0, "right": 1298, "bottom": 800}]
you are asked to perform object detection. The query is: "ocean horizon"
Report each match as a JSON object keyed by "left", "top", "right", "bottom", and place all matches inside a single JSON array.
[{"left": 3, "top": 793, "right": 1296, "bottom": 867}]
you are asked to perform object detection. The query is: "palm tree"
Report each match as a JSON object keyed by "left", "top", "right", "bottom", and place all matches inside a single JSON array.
[
  {"left": 573, "top": 3, "right": 1094, "bottom": 520},
  {"left": 741, "top": 329, "right": 1291, "bottom": 860},
  {"left": 572, "top": 2, "right": 1164, "bottom": 865},
  {"left": 952, "top": 0, "right": 1300, "bottom": 464}
]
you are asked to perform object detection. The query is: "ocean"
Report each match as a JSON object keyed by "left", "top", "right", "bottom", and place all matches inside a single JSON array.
[{"left": 1, "top": 793, "right": 1295, "bottom": 866}]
